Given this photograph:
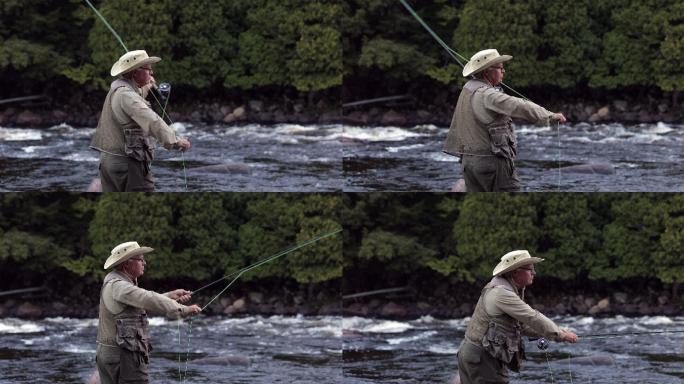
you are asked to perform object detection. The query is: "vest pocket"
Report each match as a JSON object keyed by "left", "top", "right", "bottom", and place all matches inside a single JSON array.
[
  {"left": 115, "top": 317, "right": 152, "bottom": 363},
  {"left": 487, "top": 124, "right": 517, "bottom": 160},
  {"left": 124, "top": 128, "right": 154, "bottom": 163}
]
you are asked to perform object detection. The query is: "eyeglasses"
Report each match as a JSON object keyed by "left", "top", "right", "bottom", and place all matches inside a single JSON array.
[
  {"left": 519, "top": 266, "right": 535, "bottom": 272},
  {"left": 129, "top": 257, "right": 146, "bottom": 263},
  {"left": 138, "top": 66, "right": 153, "bottom": 72},
  {"left": 490, "top": 66, "right": 505, "bottom": 71}
]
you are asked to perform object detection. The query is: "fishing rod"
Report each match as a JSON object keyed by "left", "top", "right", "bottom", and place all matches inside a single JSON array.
[
  {"left": 190, "top": 229, "right": 342, "bottom": 297},
  {"left": 398, "top": 0, "right": 565, "bottom": 191},
  {"left": 534, "top": 329, "right": 684, "bottom": 350},
  {"left": 398, "top": 0, "right": 530, "bottom": 101},
  {"left": 83, "top": 0, "right": 188, "bottom": 190}
]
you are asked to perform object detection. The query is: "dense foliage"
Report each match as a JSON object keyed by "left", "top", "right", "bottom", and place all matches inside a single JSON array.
[
  {"left": 1, "top": 0, "right": 680, "bottom": 100},
  {"left": 342, "top": 193, "right": 684, "bottom": 292},
  {"left": 0, "top": 193, "right": 342, "bottom": 291}
]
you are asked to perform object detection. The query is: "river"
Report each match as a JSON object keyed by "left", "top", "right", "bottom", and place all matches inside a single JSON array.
[
  {"left": 342, "top": 315, "right": 684, "bottom": 383},
  {"left": 2, "top": 122, "right": 683, "bottom": 192},
  {"left": 342, "top": 122, "right": 684, "bottom": 192},
  {"left": 0, "top": 315, "right": 342, "bottom": 383},
  {"left": 0, "top": 123, "right": 344, "bottom": 192}
]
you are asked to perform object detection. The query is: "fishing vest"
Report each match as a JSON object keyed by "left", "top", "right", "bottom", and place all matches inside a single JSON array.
[
  {"left": 90, "top": 79, "right": 155, "bottom": 164},
  {"left": 464, "top": 276, "right": 526, "bottom": 372},
  {"left": 443, "top": 79, "right": 517, "bottom": 159},
  {"left": 97, "top": 271, "right": 152, "bottom": 363}
]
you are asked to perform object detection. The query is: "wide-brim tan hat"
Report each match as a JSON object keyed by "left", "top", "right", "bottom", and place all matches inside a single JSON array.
[
  {"left": 104, "top": 241, "right": 154, "bottom": 269},
  {"left": 492, "top": 250, "right": 543, "bottom": 276},
  {"left": 462, "top": 49, "right": 512, "bottom": 77},
  {"left": 110, "top": 50, "right": 161, "bottom": 77}
]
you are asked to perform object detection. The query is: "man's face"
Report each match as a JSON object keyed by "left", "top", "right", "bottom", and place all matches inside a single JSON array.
[
  {"left": 131, "top": 65, "right": 154, "bottom": 87},
  {"left": 512, "top": 263, "right": 535, "bottom": 287},
  {"left": 485, "top": 64, "right": 505, "bottom": 86},
  {"left": 124, "top": 255, "right": 146, "bottom": 279}
]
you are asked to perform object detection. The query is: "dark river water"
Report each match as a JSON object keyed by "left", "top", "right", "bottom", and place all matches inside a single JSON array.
[
  {"left": 342, "top": 122, "right": 684, "bottom": 192},
  {"left": 0, "top": 315, "right": 342, "bottom": 384},
  {"left": 342, "top": 315, "right": 684, "bottom": 384},
  {"left": 0, "top": 123, "right": 344, "bottom": 192},
  {"left": 2, "top": 122, "right": 683, "bottom": 192}
]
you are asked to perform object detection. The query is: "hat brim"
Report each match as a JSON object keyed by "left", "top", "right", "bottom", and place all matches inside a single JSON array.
[
  {"left": 110, "top": 56, "right": 162, "bottom": 77},
  {"left": 492, "top": 256, "right": 543, "bottom": 276},
  {"left": 463, "top": 55, "right": 512, "bottom": 77},
  {"left": 103, "top": 246, "right": 154, "bottom": 269}
]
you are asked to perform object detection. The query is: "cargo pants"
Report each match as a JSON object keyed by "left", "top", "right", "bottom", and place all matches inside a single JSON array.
[
  {"left": 96, "top": 344, "right": 149, "bottom": 384},
  {"left": 461, "top": 155, "right": 520, "bottom": 192},
  {"left": 457, "top": 341, "right": 509, "bottom": 384},
  {"left": 99, "top": 152, "right": 154, "bottom": 192}
]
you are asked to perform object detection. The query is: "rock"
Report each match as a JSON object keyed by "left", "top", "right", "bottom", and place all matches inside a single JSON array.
[
  {"left": 613, "top": 100, "right": 628, "bottom": 112},
  {"left": 318, "top": 111, "right": 340, "bottom": 123},
  {"left": 248, "top": 100, "right": 264, "bottom": 112},
  {"left": 51, "top": 110, "right": 68, "bottom": 122},
  {"left": 232, "top": 105, "right": 247, "bottom": 119},
  {"left": 293, "top": 295, "right": 304, "bottom": 306},
  {"left": 584, "top": 105, "right": 597, "bottom": 116},
  {"left": 343, "top": 111, "right": 369, "bottom": 125},
  {"left": 293, "top": 103, "right": 304, "bottom": 114},
  {"left": 190, "top": 111, "right": 203, "bottom": 122},
  {"left": 638, "top": 302, "right": 652, "bottom": 315},
  {"left": 588, "top": 305, "right": 601, "bottom": 315},
  {"left": 222, "top": 113, "right": 237, "bottom": 124},
  {"left": 597, "top": 106, "right": 610, "bottom": 119},
  {"left": 344, "top": 302, "right": 369, "bottom": 316},
  {"left": 380, "top": 302, "right": 407, "bottom": 317},
  {"left": 220, "top": 105, "right": 232, "bottom": 116},
  {"left": 584, "top": 297, "right": 596, "bottom": 307},
  {"left": 451, "top": 178, "right": 466, "bottom": 192},
  {"left": 554, "top": 303, "right": 567, "bottom": 314},
  {"left": 318, "top": 303, "right": 341, "bottom": 316},
  {"left": 613, "top": 292, "right": 628, "bottom": 304},
  {"left": 380, "top": 110, "right": 406, "bottom": 126},
  {"left": 16, "top": 302, "right": 42, "bottom": 318},
  {"left": 657, "top": 103, "right": 668, "bottom": 113},
  {"left": 574, "top": 303, "right": 588, "bottom": 314},
  {"left": 232, "top": 298, "right": 246, "bottom": 310},
  {"left": 16, "top": 110, "right": 43, "bottom": 126},
  {"left": 597, "top": 298, "right": 610, "bottom": 311},
  {"left": 219, "top": 297, "right": 231, "bottom": 308},
  {"left": 248, "top": 292, "right": 264, "bottom": 304},
  {"left": 657, "top": 295, "right": 668, "bottom": 306},
  {"left": 458, "top": 302, "right": 472, "bottom": 315}
]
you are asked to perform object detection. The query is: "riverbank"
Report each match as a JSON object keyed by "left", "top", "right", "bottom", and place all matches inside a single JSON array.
[
  {"left": 1, "top": 279, "right": 680, "bottom": 320},
  {"left": 0, "top": 91, "right": 681, "bottom": 128}
]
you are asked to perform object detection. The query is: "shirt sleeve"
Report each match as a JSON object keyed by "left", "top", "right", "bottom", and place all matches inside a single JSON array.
[
  {"left": 482, "top": 88, "right": 555, "bottom": 126},
  {"left": 110, "top": 279, "right": 191, "bottom": 320},
  {"left": 493, "top": 287, "right": 563, "bottom": 341},
  {"left": 116, "top": 88, "right": 178, "bottom": 148}
]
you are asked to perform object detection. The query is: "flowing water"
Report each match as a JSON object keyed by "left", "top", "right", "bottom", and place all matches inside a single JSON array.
[
  {"left": 2, "top": 122, "right": 683, "bottom": 192},
  {"left": 0, "top": 315, "right": 342, "bottom": 384},
  {"left": 342, "top": 122, "right": 684, "bottom": 192},
  {"left": 0, "top": 123, "right": 345, "bottom": 192},
  {"left": 342, "top": 315, "right": 684, "bottom": 383}
]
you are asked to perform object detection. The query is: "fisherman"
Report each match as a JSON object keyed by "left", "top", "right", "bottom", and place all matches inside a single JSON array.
[
  {"left": 90, "top": 50, "right": 191, "bottom": 192},
  {"left": 443, "top": 49, "right": 567, "bottom": 191},
  {"left": 96, "top": 241, "right": 201, "bottom": 384},
  {"left": 458, "top": 250, "right": 578, "bottom": 384}
]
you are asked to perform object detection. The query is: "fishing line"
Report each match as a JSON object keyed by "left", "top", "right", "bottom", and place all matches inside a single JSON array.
[
  {"left": 557, "top": 120, "right": 562, "bottom": 191},
  {"left": 399, "top": 0, "right": 568, "bottom": 186},
  {"left": 83, "top": 0, "right": 189, "bottom": 190},
  {"left": 176, "top": 228, "right": 342, "bottom": 382}
]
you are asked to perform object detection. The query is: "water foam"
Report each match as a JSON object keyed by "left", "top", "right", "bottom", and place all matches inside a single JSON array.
[
  {"left": 386, "top": 330, "right": 437, "bottom": 345},
  {"left": 0, "top": 319, "right": 45, "bottom": 333},
  {"left": 0, "top": 128, "right": 43, "bottom": 141}
]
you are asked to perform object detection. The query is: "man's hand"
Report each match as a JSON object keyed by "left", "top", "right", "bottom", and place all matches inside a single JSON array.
[
  {"left": 175, "top": 138, "right": 191, "bottom": 152},
  {"left": 561, "top": 328, "right": 578, "bottom": 343},
  {"left": 186, "top": 304, "right": 202, "bottom": 316},
  {"left": 552, "top": 113, "right": 567, "bottom": 124},
  {"left": 168, "top": 289, "right": 192, "bottom": 303}
]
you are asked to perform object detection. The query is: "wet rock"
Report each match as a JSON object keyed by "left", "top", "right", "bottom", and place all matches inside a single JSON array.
[
  {"left": 638, "top": 302, "right": 652, "bottom": 315},
  {"left": 657, "top": 103, "right": 668, "bottom": 113},
  {"left": 554, "top": 303, "right": 567, "bottom": 314},
  {"left": 233, "top": 106, "right": 246, "bottom": 119},
  {"left": 190, "top": 111, "right": 202, "bottom": 122},
  {"left": 380, "top": 302, "right": 407, "bottom": 317},
  {"left": 573, "top": 302, "right": 588, "bottom": 314},
  {"left": 293, "top": 295, "right": 304, "bottom": 306},
  {"left": 638, "top": 110, "right": 657, "bottom": 123},
  {"left": 344, "top": 302, "right": 369, "bottom": 316},
  {"left": 588, "top": 304, "right": 601, "bottom": 315},
  {"left": 248, "top": 291, "right": 264, "bottom": 304},
  {"left": 380, "top": 110, "right": 406, "bottom": 126},
  {"left": 613, "top": 292, "right": 628, "bottom": 304},
  {"left": 343, "top": 111, "right": 369, "bottom": 125},
  {"left": 248, "top": 100, "right": 264, "bottom": 112},
  {"left": 657, "top": 295, "right": 669, "bottom": 306},
  {"left": 51, "top": 110, "right": 68, "bottom": 122},
  {"left": 16, "top": 302, "right": 42, "bottom": 318},
  {"left": 584, "top": 297, "right": 596, "bottom": 307},
  {"left": 597, "top": 298, "right": 610, "bottom": 311},
  {"left": 220, "top": 105, "right": 232, "bottom": 116},
  {"left": 584, "top": 105, "right": 597, "bottom": 116},
  {"left": 318, "top": 111, "right": 340, "bottom": 123},
  {"left": 318, "top": 302, "right": 341, "bottom": 316},
  {"left": 16, "top": 110, "right": 43, "bottom": 126},
  {"left": 223, "top": 113, "right": 237, "bottom": 123},
  {"left": 293, "top": 103, "right": 304, "bottom": 114},
  {"left": 458, "top": 302, "right": 473, "bottom": 315},
  {"left": 613, "top": 100, "right": 628, "bottom": 112},
  {"left": 219, "top": 297, "right": 231, "bottom": 308}
]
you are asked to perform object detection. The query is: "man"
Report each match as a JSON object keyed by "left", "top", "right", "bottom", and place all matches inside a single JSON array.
[
  {"left": 90, "top": 50, "right": 191, "bottom": 192},
  {"left": 458, "top": 250, "right": 578, "bottom": 384},
  {"left": 96, "top": 241, "right": 202, "bottom": 384},
  {"left": 443, "top": 49, "right": 567, "bottom": 191}
]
